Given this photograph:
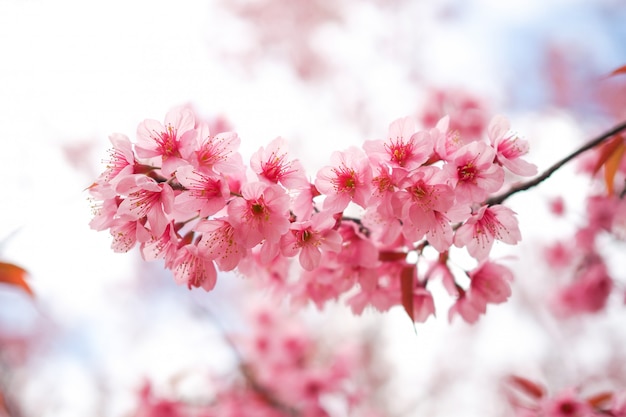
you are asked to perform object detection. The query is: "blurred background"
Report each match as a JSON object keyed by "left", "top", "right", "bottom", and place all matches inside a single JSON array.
[{"left": 1, "top": 0, "right": 626, "bottom": 416}]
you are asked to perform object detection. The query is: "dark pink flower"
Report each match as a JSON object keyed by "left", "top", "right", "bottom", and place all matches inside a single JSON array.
[
  {"left": 553, "top": 257, "right": 613, "bottom": 316},
  {"left": 448, "top": 141, "right": 504, "bottom": 203},
  {"left": 228, "top": 182, "right": 291, "bottom": 248}
]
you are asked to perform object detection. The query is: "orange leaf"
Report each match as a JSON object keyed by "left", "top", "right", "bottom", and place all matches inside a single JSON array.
[
  {"left": 592, "top": 135, "right": 623, "bottom": 175},
  {"left": 604, "top": 138, "right": 625, "bottom": 195},
  {"left": 609, "top": 64, "right": 626, "bottom": 77},
  {"left": 586, "top": 391, "right": 613, "bottom": 409},
  {"left": 400, "top": 265, "right": 415, "bottom": 322},
  {"left": 506, "top": 375, "right": 545, "bottom": 399},
  {"left": 0, "top": 261, "right": 33, "bottom": 297}
]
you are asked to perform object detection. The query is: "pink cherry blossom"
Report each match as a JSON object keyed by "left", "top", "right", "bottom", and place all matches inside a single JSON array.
[
  {"left": 488, "top": 115, "right": 538, "bottom": 176},
  {"left": 116, "top": 176, "right": 175, "bottom": 239},
  {"left": 135, "top": 107, "right": 196, "bottom": 176},
  {"left": 195, "top": 218, "right": 246, "bottom": 271},
  {"left": 193, "top": 124, "right": 244, "bottom": 175},
  {"left": 540, "top": 389, "right": 592, "bottom": 417},
  {"left": 97, "top": 133, "right": 137, "bottom": 185},
  {"left": 448, "top": 140, "right": 504, "bottom": 203},
  {"left": 174, "top": 164, "right": 230, "bottom": 217},
  {"left": 363, "top": 116, "right": 433, "bottom": 170},
  {"left": 450, "top": 261, "right": 513, "bottom": 323},
  {"left": 469, "top": 260, "right": 514, "bottom": 306},
  {"left": 280, "top": 211, "right": 342, "bottom": 271},
  {"left": 552, "top": 256, "right": 613, "bottom": 316},
  {"left": 171, "top": 243, "right": 217, "bottom": 291},
  {"left": 393, "top": 166, "right": 457, "bottom": 250},
  {"left": 432, "top": 115, "right": 478, "bottom": 161},
  {"left": 109, "top": 218, "right": 151, "bottom": 253},
  {"left": 250, "top": 136, "right": 309, "bottom": 188},
  {"left": 228, "top": 182, "right": 291, "bottom": 248},
  {"left": 315, "top": 147, "right": 373, "bottom": 212},
  {"left": 454, "top": 204, "right": 522, "bottom": 260}
]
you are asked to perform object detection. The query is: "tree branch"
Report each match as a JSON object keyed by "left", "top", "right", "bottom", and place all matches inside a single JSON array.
[{"left": 486, "top": 120, "right": 626, "bottom": 206}]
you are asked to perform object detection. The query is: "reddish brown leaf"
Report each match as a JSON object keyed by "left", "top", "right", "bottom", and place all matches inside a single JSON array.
[
  {"left": 609, "top": 64, "right": 626, "bottom": 77},
  {"left": 586, "top": 391, "right": 613, "bottom": 409},
  {"left": 0, "top": 261, "right": 33, "bottom": 297},
  {"left": 604, "top": 139, "right": 625, "bottom": 195},
  {"left": 506, "top": 375, "right": 546, "bottom": 400},
  {"left": 591, "top": 134, "right": 626, "bottom": 195},
  {"left": 379, "top": 251, "right": 408, "bottom": 262},
  {"left": 400, "top": 265, "right": 415, "bottom": 322}
]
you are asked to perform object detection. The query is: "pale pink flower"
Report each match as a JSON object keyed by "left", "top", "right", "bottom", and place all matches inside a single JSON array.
[
  {"left": 196, "top": 219, "right": 246, "bottom": 271},
  {"left": 250, "top": 136, "right": 309, "bottom": 188},
  {"left": 174, "top": 164, "right": 229, "bottom": 217},
  {"left": 448, "top": 140, "right": 504, "bottom": 203},
  {"left": 97, "top": 133, "right": 137, "bottom": 185},
  {"left": 171, "top": 243, "right": 217, "bottom": 291},
  {"left": 193, "top": 124, "right": 244, "bottom": 175},
  {"left": 488, "top": 115, "right": 537, "bottom": 176},
  {"left": 116, "top": 176, "right": 175, "bottom": 238},
  {"left": 420, "top": 87, "right": 490, "bottom": 140},
  {"left": 140, "top": 223, "right": 179, "bottom": 262},
  {"left": 363, "top": 116, "right": 433, "bottom": 170},
  {"left": 315, "top": 147, "right": 373, "bottom": 212},
  {"left": 135, "top": 107, "right": 197, "bottom": 176},
  {"left": 448, "top": 291, "right": 483, "bottom": 324},
  {"left": 280, "top": 211, "right": 342, "bottom": 271},
  {"left": 227, "top": 182, "right": 291, "bottom": 248},
  {"left": 393, "top": 166, "right": 456, "bottom": 250},
  {"left": 88, "top": 190, "right": 120, "bottom": 232},
  {"left": 109, "top": 218, "right": 151, "bottom": 253},
  {"left": 432, "top": 116, "right": 477, "bottom": 162},
  {"left": 454, "top": 204, "right": 522, "bottom": 260},
  {"left": 412, "top": 288, "right": 436, "bottom": 323}
]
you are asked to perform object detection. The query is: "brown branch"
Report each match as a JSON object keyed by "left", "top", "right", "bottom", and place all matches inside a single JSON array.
[{"left": 486, "top": 120, "right": 626, "bottom": 206}]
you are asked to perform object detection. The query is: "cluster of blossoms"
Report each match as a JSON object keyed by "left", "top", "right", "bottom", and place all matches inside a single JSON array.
[
  {"left": 89, "top": 106, "right": 537, "bottom": 323},
  {"left": 542, "top": 140, "right": 626, "bottom": 317},
  {"left": 505, "top": 375, "right": 626, "bottom": 417},
  {"left": 134, "top": 307, "right": 386, "bottom": 417}
]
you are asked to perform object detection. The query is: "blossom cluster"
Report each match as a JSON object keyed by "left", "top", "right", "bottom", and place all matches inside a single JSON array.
[
  {"left": 505, "top": 375, "right": 626, "bottom": 417},
  {"left": 134, "top": 307, "right": 387, "bottom": 417},
  {"left": 89, "top": 106, "right": 537, "bottom": 323}
]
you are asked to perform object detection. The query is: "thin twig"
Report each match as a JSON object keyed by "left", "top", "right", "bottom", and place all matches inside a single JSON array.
[{"left": 486, "top": 120, "right": 626, "bottom": 206}]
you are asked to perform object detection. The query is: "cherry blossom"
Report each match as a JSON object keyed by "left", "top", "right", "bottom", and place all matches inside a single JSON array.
[
  {"left": 315, "top": 147, "right": 373, "bottom": 212},
  {"left": 454, "top": 204, "right": 522, "bottom": 260},
  {"left": 488, "top": 115, "right": 538, "bottom": 176}
]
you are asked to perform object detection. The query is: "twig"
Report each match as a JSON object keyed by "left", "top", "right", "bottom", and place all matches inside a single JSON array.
[{"left": 486, "top": 120, "right": 626, "bottom": 206}]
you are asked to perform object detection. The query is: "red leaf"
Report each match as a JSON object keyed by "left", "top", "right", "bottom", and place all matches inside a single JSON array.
[
  {"left": 506, "top": 375, "right": 545, "bottom": 400},
  {"left": 400, "top": 265, "right": 415, "bottom": 322},
  {"left": 586, "top": 391, "right": 613, "bottom": 409},
  {"left": 609, "top": 64, "right": 626, "bottom": 77},
  {"left": 0, "top": 261, "right": 33, "bottom": 297},
  {"left": 591, "top": 134, "right": 626, "bottom": 195}
]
